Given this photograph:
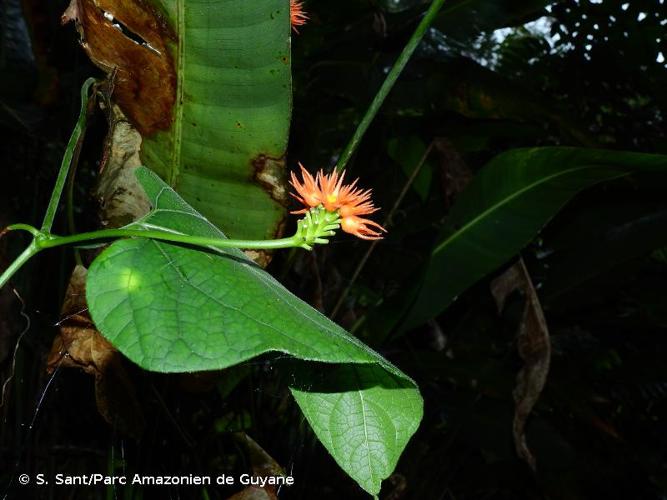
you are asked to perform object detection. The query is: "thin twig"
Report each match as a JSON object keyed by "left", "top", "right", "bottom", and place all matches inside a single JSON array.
[
  {"left": 331, "top": 141, "right": 435, "bottom": 319},
  {"left": 0, "top": 289, "right": 31, "bottom": 409},
  {"left": 336, "top": 0, "right": 446, "bottom": 171}
]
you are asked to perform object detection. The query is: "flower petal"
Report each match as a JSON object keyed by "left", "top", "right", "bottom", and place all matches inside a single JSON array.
[{"left": 341, "top": 216, "right": 386, "bottom": 240}]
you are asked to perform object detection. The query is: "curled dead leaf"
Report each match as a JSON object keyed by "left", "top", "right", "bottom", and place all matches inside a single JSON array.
[
  {"left": 47, "top": 265, "right": 145, "bottom": 438},
  {"left": 491, "top": 258, "right": 552, "bottom": 471},
  {"left": 95, "top": 107, "right": 151, "bottom": 227}
]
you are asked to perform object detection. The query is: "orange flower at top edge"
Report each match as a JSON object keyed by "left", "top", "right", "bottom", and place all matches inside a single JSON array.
[
  {"left": 290, "top": 164, "right": 387, "bottom": 241},
  {"left": 290, "top": 0, "right": 308, "bottom": 33}
]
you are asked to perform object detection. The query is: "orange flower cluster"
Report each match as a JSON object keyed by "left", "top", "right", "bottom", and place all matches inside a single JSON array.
[
  {"left": 290, "top": 164, "right": 387, "bottom": 240},
  {"left": 290, "top": 0, "right": 308, "bottom": 33}
]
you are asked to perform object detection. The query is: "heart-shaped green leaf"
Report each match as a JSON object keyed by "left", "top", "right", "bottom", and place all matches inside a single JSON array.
[{"left": 86, "top": 167, "right": 423, "bottom": 495}]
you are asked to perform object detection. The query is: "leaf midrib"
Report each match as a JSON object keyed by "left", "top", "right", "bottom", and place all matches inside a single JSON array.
[
  {"left": 169, "top": 0, "right": 185, "bottom": 185},
  {"left": 358, "top": 383, "right": 375, "bottom": 490},
  {"left": 432, "top": 164, "right": 626, "bottom": 256}
]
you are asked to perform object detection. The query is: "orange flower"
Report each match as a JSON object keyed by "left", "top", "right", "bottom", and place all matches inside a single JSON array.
[
  {"left": 290, "top": 0, "right": 308, "bottom": 33},
  {"left": 290, "top": 164, "right": 387, "bottom": 240},
  {"left": 289, "top": 163, "right": 323, "bottom": 213},
  {"left": 317, "top": 169, "right": 347, "bottom": 212}
]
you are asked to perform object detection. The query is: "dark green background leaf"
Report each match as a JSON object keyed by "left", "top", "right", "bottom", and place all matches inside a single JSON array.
[{"left": 403, "top": 147, "right": 667, "bottom": 329}]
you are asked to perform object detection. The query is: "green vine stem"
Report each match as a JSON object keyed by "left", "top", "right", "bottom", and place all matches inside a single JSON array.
[
  {"left": 41, "top": 77, "right": 97, "bottom": 232},
  {"left": 0, "top": 208, "right": 341, "bottom": 290},
  {"left": 336, "top": 0, "right": 446, "bottom": 171},
  {"left": 0, "top": 78, "right": 97, "bottom": 290},
  {"left": 0, "top": 242, "right": 40, "bottom": 290},
  {"left": 37, "top": 229, "right": 306, "bottom": 251}
]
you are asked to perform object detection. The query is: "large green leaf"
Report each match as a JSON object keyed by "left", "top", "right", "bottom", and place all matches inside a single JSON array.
[
  {"left": 140, "top": 0, "right": 292, "bottom": 240},
  {"left": 86, "top": 167, "right": 423, "bottom": 495},
  {"left": 70, "top": 0, "right": 291, "bottom": 239},
  {"left": 402, "top": 147, "right": 667, "bottom": 329}
]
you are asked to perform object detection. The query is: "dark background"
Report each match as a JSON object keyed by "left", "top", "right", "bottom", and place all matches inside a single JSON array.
[{"left": 1, "top": 0, "right": 666, "bottom": 498}]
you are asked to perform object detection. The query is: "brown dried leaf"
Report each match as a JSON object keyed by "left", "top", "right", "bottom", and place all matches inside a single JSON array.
[
  {"left": 95, "top": 107, "right": 151, "bottom": 228},
  {"left": 62, "top": 0, "right": 176, "bottom": 135},
  {"left": 225, "top": 433, "right": 285, "bottom": 500},
  {"left": 491, "top": 259, "right": 551, "bottom": 471},
  {"left": 239, "top": 433, "right": 284, "bottom": 480},
  {"left": 48, "top": 266, "right": 145, "bottom": 438}
]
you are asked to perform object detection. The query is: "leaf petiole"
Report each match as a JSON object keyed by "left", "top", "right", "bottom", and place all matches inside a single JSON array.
[
  {"left": 6, "top": 224, "right": 41, "bottom": 237},
  {"left": 37, "top": 228, "right": 304, "bottom": 251}
]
